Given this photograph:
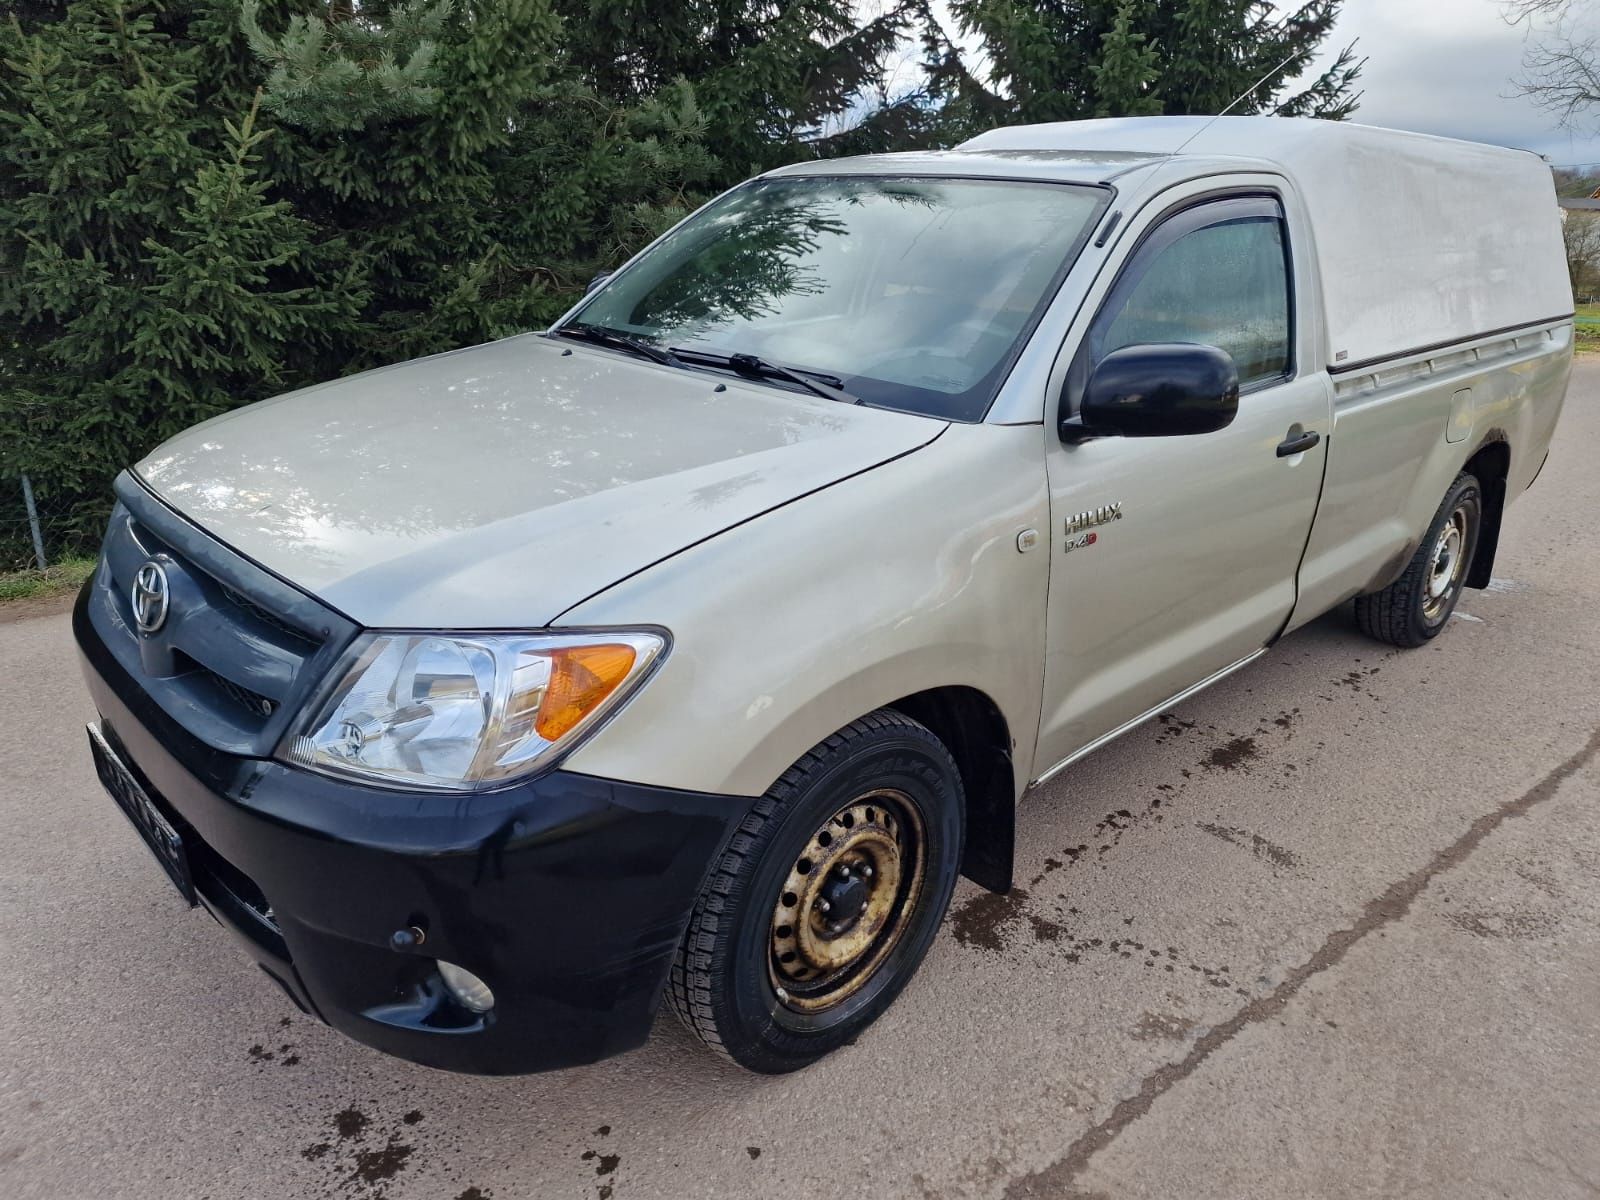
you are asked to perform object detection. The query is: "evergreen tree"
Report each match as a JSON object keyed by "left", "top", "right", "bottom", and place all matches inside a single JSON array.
[
  {"left": 1, "top": 0, "right": 254, "bottom": 512},
  {"left": 938, "top": 0, "right": 1363, "bottom": 129},
  {"left": 1093, "top": 2, "right": 1163, "bottom": 118},
  {"left": 550, "top": 0, "right": 924, "bottom": 171},
  {"left": 130, "top": 95, "right": 365, "bottom": 421}
]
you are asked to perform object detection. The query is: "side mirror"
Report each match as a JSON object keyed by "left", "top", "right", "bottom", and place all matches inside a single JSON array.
[
  {"left": 585, "top": 271, "right": 613, "bottom": 295},
  {"left": 1060, "top": 343, "right": 1239, "bottom": 443}
]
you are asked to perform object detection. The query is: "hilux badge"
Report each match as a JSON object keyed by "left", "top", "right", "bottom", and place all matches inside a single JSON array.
[
  {"left": 131, "top": 560, "right": 170, "bottom": 635},
  {"left": 1064, "top": 503, "right": 1122, "bottom": 535}
]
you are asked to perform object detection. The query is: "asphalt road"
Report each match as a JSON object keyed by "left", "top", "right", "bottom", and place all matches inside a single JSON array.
[{"left": 4, "top": 367, "right": 1599, "bottom": 1200}]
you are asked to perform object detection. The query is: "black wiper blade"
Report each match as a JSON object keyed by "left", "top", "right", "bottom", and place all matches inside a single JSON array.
[
  {"left": 554, "top": 324, "right": 682, "bottom": 367},
  {"left": 669, "top": 348, "right": 859, "bottom": 404}
]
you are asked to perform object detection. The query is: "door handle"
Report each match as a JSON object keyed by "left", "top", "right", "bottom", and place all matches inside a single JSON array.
[{"left": 1276, "top": 429, "right": 1321, "bottom": 457}]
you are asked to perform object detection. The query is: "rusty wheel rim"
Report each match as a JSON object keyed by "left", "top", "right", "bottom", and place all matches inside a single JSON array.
[
  {"left": 1423, "top": 502, "right": 1471, "bottom": 623},
  {"left": 768, "top": 789, "right": 926, "bottom": 1013}
]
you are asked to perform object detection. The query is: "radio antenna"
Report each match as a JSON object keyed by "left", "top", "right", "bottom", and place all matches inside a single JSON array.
[{"left": 1173, "top": 49, "right": 1309, "bottom": 153}]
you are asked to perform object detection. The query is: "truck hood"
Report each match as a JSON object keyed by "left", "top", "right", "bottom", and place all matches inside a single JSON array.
[{"left": 137, "top": 334, "right": 944, "bottom": 628}]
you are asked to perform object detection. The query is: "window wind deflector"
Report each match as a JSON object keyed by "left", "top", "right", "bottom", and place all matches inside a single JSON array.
[
  {"left": 670, "top": 348, "right": 860, "bottom": 405},
  {"left": 552, "top": 324, "right": 683, "bottom": 367}
]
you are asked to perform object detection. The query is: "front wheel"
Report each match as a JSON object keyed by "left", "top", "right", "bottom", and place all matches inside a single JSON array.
[
  {"left": 1354, "top": 472, "right": 1483, "bottom": 647},
  {"left": 667, "top": 710, "right": 964, "bottom": 1073}
]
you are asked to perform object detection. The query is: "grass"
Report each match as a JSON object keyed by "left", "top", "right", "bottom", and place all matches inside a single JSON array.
[
  {"left": 1575, "top": 303, "right": 1600, "bottom": 352},
  {"left": 0, "top": 556, "right": 96, "bottom": 604}
]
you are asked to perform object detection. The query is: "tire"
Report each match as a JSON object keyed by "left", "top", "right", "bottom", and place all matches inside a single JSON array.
[
  {"left": 1354, "top": 472, "right": 1483, "bottom": 648},
  {"left": 667, "top": 709, "right": 965, "bottom": 1073}
]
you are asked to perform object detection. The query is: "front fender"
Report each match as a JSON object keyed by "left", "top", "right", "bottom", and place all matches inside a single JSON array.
[{"left": 554, "top": 422, "right": 1051, "bottom": 800}]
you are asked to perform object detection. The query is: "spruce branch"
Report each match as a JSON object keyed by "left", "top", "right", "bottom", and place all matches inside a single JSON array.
[{"left": 240, "top": 0, "right": 452, "bottom": 132}]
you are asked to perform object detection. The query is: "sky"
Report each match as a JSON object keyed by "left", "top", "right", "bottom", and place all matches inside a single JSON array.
[{"left": 1304, "top": 0, "right": 1600, "bottom": 168}]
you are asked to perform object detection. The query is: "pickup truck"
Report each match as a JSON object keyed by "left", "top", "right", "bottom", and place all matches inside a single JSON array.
[{"left": 75, "top": 116, "right": 1572, "bottom": 1075}]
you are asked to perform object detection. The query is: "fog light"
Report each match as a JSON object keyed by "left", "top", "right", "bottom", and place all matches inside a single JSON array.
[{"left": 437, "top": 960, "right": 495, "bottom": 1013}]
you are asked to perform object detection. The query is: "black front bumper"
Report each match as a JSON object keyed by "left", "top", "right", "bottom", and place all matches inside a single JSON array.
[{"left": 74, "top": 587, "right": 752, "bottom": 1074}]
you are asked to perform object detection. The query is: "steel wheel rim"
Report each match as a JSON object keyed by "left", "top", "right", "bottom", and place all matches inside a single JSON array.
[
  {"left": 1423, "top": 505, "right": 1470, "bottom": 621},
  {"left": 768, "top": 788, "right": 926, "bottom": 1014}
]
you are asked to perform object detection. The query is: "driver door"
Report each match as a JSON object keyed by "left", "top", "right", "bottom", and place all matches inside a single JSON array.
[{"left": 1033, "top": 191, "right": 1332, "bottom": 776}]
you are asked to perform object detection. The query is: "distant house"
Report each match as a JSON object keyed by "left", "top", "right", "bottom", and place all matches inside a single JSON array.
[{"left": 1562, "top": 197, "right": 1600, "bottom": 213}]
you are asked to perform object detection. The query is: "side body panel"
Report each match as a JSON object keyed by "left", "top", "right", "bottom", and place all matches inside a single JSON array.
[
  {"left": 1029, "top": 174, "right": 1333, "bottom": 776},
  {"left": 555, "top": 423, "right": 1051, "bottom": 799},
  {"left": 1035, "top": 374, "right": 1330, "bottom": 773},
  {"left": 1288, "top": 322, "right": 1573, "bottom": 628}
]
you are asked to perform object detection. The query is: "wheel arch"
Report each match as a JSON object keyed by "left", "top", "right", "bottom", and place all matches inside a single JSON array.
[
  {"left": 887, "top": 685, "right": 1015, "bottom": 894},
  {"left": 1463, "top": 433, "right": 1510, "bottom": 589}
]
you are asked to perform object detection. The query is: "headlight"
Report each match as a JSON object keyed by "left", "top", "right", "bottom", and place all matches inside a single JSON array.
[{"left": 282, "top": 630, "right": 666, "bottom": 791}]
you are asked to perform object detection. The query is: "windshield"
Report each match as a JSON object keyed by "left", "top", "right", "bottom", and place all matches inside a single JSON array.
[{"left": 563, "top": 175, "right": 1108, "bottom": 421}]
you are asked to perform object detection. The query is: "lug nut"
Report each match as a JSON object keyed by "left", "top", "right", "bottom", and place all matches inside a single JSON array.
[
  {"left": 837, "top": 865, "right": 852, "bottom": 879},
  {"left": 861, "top": 865, "right": 874, "bottom": 879},
  {"left": 818, "top": 899, "right": 831, "bottom": 914}
]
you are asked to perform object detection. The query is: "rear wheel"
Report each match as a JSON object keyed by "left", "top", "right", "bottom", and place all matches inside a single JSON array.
[
  {"left": 668, "top": 710, "right": 964, "bottom": 1073},
  {"left": 1354, "top": 472, "right": 1482, "bottom": 647}
]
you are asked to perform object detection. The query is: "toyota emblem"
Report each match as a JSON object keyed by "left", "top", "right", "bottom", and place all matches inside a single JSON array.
[{"left": 131, "top": 560, "right": 170, "bottom": 635}]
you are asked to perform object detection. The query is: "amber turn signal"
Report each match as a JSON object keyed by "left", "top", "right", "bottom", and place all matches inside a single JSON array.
[{"left": 535, "top": 643, "right": 639, "bottom": 742}]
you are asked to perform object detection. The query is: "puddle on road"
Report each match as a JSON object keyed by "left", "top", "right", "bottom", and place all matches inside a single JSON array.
[{"left": 1201, "top": 736, "right": 1259, "bottom": 771}]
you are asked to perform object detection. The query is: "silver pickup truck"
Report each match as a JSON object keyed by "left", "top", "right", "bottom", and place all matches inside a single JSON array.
[{"left": 75, "top": 116, "right": 1571, "bottom": 1075}]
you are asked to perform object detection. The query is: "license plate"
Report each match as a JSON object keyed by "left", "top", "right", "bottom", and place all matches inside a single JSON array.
[{"left": 86, "top": 724, "right": 196, "bottom": 906}]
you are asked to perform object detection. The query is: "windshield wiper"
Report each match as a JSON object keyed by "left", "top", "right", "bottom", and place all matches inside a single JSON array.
[
  {"left": 669, "top": 348, "right": 859, "bottom": 405},
  {"left": 553, "top": 324, "right": 682, "bottom": 367}
]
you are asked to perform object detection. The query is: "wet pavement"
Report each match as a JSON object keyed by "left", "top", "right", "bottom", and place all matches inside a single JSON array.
[{"left": 3, "top": 367, "right": 1598, "bottom": 1199}]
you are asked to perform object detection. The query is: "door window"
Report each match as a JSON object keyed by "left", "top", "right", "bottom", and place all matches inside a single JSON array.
[{"left": 1087, "top": 197, "right": 1292, "bottom": 388}]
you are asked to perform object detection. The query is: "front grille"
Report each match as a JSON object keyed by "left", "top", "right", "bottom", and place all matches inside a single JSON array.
[
  {"left": 201, "top": 668, "right": 278, "bottom": 720},
  {"left": 221, "top": 585, "right": 318, "bottom": 650},
  {"left": 88, "top": 474, "right": 358, "bottom": 757}
]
